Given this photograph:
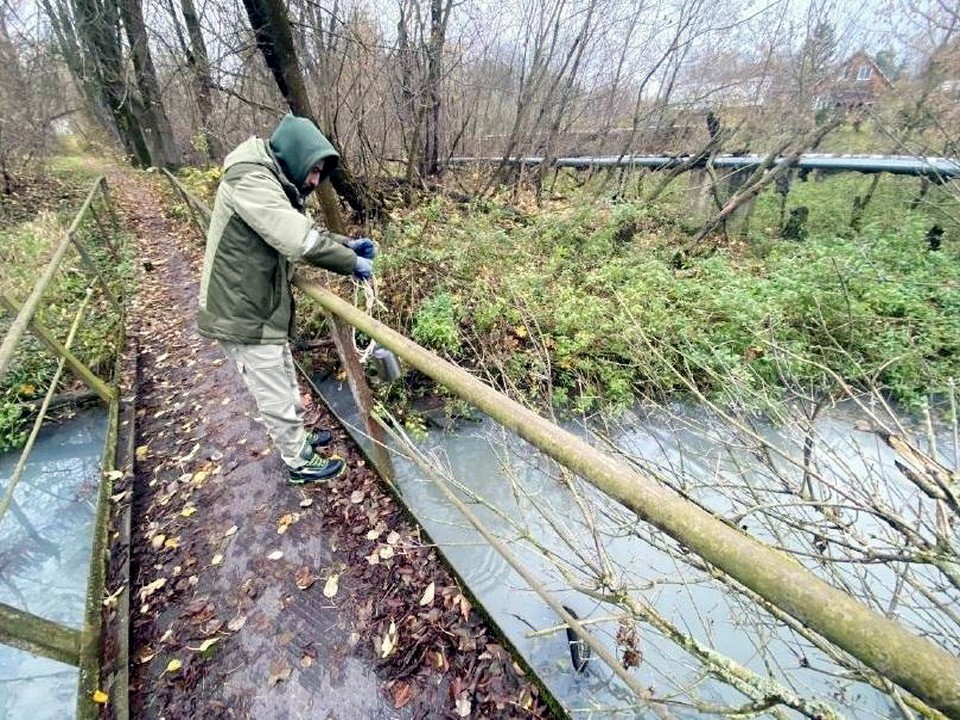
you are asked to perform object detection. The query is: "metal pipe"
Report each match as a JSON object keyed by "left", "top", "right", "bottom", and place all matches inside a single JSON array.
[
  {"left": 447, "top": 154, "right": 960, "bottom": 179},
  {"left": 296, "top": 280, "right": 960, "bottom": 718}
]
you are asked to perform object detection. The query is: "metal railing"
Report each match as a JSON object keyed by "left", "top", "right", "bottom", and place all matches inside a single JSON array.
[{"left": 0, "top": 175, "right": 126, "bottom": 720}]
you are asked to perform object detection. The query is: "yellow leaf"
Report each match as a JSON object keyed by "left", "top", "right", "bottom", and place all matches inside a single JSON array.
[
  {"left": 135, "top": 445, "right": 149, "bottom": 461},
  {"left": 181, "top": 505, "right": 197, "bottom": 517},
  {"left": 195, "top": 638, "right": 218, "bottom": 653},
  {"left": 419, "top": 582, "right": 435, "bottom": 606},
  {"left": 163, "top": 536, "right": 180, "bottom": 550},
  {"left": 323, "top": 574, "right": 339, "bottom": 598},
  {"left": 103, "top": 470, "right": 123, "bottom": 482},
  {"left": 151, "top": 534, "right": 166, "bottom": 550},
  {"left": 380, "top": 620, "right": 397, "bottom": 658},
  {"left": 191, "top": 470, "right": 208, "bottom": 485},
  {"left": 92, "top": 690, "right": 108, "bottom": 704},
  {"left": 224, "top": 525, "right": 238, "bottom": 537},
  {"left": 211, "top": 553, "right": 224, "bottom": 566},
  {"left": 277, "top": 512, "right": 300, "bottom": 534},
  {"left": 165, "top": 658, "right": 182, "bottom": 674}
]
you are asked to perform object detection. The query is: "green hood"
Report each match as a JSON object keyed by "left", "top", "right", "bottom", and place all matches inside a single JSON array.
[{"left": 268, "top": 114, "right": 340, "bottom": 192}]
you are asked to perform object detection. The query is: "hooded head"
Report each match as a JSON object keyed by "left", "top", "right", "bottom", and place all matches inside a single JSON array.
[{"left": 268, "top": 114, "right": 340, "bottom": 195}]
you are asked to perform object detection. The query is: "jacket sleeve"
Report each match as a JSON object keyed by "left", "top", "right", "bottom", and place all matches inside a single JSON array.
[{"left": 229, "top": 168, "right": 357, "bottom": 275}]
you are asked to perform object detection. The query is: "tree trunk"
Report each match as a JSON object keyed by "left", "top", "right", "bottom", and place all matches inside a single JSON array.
[
  {"left": 179, "top": 0, "right": 223, "bottom": 162},
  {"left": 38, "top": 0, "right": 120, "bottom": 143},
  {"left": 422, "top": 0, "right": 450, "bottom": 177},
  {"left": 241, "top": 0, "right": 382, "bottom": 220},
  {"left": 72, "top": 0, "right": 152, "bottom": 166},
  {"left": 117, "top": 0, "right": 181, "bottom": 167}
]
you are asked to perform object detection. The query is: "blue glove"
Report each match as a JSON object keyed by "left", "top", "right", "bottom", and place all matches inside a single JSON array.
[
  {"left": 348, "top": 237, "right": 377, "bottom": 259},
  {"left": 353, "top": 255, "right": 374, "bottom": 281}
]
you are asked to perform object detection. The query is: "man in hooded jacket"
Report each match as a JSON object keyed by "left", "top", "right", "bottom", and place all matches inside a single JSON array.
[{"left": 197, "top": 114, "right": 375, "bottom": 484}]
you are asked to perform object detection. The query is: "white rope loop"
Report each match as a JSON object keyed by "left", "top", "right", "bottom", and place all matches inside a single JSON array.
[{"left": 352, "top": 277, "right": 377, "bottom": 363}]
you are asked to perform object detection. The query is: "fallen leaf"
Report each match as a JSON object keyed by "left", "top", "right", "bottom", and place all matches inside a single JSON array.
[
  {"left": 92, "top": 690, "right": 108, "bottom": 704},
  {"left": 267, "top": 550, "right": 284, "bottom": 561},
  {"left": 163, "top": 536, "right": 180, "bottom": 550},
  {"left": 277, "top": 512, "right": 300, "bottom": 534},
  {"left": 104, "top": 470, "right": 123, "bottom": 482},
  {"left": 135, "top": 445, "right": 149, "bottom": 461},
  {"left": 323, "top": 574, "right": 339, "bottom": 598},
  {"left": 386, "top": 530, "right": 400, "bottom": 546},
  {"left": 151, "top": 534, "right": 166, "bottom": 550},
  {"left": 191, "top": 638, "right": 219, "bottom": 656},
  {"left": 165, "top": 658, "right": 182, "bottom": 674},
  {"left": 350, "top": 489, "right": 364, "bottom": 504},
  {"left": 459, "top": 594, "right": 472, "bottom": 621},
  {"left": 300, "top": 654, "right": 314, "bottom": 668},
  {"left": 455, "top": 692, "right": 472, "bottom": 717},
  {"left": 419, "top": 582, "right": 435, "bottom": 606},
  {"left": 224, "top": 525, "right": 238, "bottom": 537},
  {"left": 267, "top": 661, "right": 292, "bottom": 686},
  {"left": 392, "top": 681, "right": 413, "bottom": 709},
  {"left": 211, "top": 553, "right": 224, "bottom": 566},
  {"left": 181, "top": 505, "right": 197, "bottom": 517},
  {"left": 299, "top": 497, "right": 313, "bottom": 508},
  {"left": 378, "top": 545, "right": 395, "bottom": 560},
  {"left": 365, "top": 551, "right": 380, "bottom": 565},
  {"left": 191, "top": 470, "right": 208, "bottom": 485},
  {"left": 227, "top": 615, "right": 247, "bottom": 632},
  {"left": 380, "top": 619, "right": 397, "bottom": 658},
  {"left": 139, "top": 577, "right": 166, "bottom": 602},
  {"left": 295, "top": 566, "right": 315, "bottom": 590},
  {"left": 177, "top": 443, "right": 200, "bottom": 463},
  {"left": 365, "top": 528, "right": 381, "bottom": 541}
]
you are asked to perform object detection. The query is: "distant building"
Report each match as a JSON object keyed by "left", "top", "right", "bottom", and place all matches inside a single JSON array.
[{"left": 824, "top": 50, "right": 894, "bottom": 107}]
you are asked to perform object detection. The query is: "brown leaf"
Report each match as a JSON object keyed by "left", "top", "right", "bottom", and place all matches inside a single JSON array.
[
  {"left": 267, "top": 660, "right": 292, "bottom": 686},
  {"left": 392, "top": 681, "right": 414, "bottom": 709},
  {"left": 294, "top": 566, "right": 315, "bottom": 590}
]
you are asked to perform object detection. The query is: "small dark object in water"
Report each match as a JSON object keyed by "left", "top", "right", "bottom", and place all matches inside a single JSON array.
[{"left": 562, "top": 605, "right": 591, "bottom": 673}]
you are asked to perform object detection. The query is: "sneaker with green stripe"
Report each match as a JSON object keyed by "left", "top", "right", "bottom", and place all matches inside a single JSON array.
[{"left": 288, "top": 452, "right": 346, "bottom": 485}]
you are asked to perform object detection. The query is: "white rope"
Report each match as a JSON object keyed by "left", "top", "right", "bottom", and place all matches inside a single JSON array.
[{"left": 352, "top": 277, "right": 377, "bottom": 363}]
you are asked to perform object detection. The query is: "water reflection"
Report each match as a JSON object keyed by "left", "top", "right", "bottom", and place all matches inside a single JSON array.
[
  {"left": 0, "top": 408, "right": 108, "bottom": 720},
  {"left": 320, "top": 379, "right": 950, "bottom": 718}
]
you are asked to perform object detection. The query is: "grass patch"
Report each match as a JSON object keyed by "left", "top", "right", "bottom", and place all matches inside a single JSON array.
[
  {"left": 373, "top": 172, "right": 960, "bottom": 415},
  {"left": 0, "top": 162, "right": 133, "bottom": 451}
]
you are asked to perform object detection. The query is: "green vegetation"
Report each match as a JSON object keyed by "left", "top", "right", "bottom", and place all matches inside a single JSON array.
[
  {"left": 0, "top": 160, "right": 133, "bottom": 451},
  {"left": 375, "top": 171, "right": 960, "bottom": 415}
]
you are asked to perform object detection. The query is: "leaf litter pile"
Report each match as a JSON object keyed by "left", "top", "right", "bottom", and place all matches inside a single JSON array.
[{"left": 99, "top": 169, "right": 556, "bottom": 719}]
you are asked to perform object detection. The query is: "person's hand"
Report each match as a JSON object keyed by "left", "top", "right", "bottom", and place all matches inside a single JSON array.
[
  {"left": 348, "top": 237, "right": 377, "bottom": 259},
  {"left": 353, "top": 255, "right": 374, "bottom": 281}
]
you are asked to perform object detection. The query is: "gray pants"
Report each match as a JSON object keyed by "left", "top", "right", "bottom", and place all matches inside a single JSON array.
[{"left": 220, "top": 342, "right": 309, "bottom": 468}]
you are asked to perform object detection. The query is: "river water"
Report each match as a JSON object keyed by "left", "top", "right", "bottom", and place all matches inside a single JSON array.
[
  {"left": 319, "top": 377, "right": 955, "bottom": 719},
  {"left": 0, "top": 408, "right": 108, "bottom": 720}
]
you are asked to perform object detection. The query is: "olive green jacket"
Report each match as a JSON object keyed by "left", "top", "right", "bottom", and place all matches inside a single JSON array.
[{"left": 196, "top": 136, "right": 356, "bottom": 344}]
